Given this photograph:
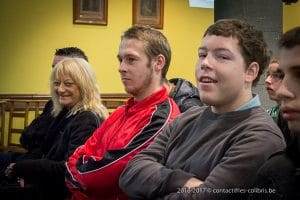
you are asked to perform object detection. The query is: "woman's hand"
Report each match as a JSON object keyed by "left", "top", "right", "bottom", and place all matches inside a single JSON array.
[
  {"left": 5, "top": 163, "right": 16, "bottom": 177},
  {"left": 17, "top": 177, "right": 25, "bottom": 188},
  {"left": 5, "top": 163, "right": 25, "bottom": 187}
]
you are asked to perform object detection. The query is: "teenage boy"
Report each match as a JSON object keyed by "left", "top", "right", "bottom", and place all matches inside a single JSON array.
[
  {"left": 65, "top": 26, "right": 180, "bottom": 200},
  {"left": 119, "top": 19, "right": 286, "bottom": 200},
  {"left": 249, "top": 26, "right": 300, "bottom": 200}
]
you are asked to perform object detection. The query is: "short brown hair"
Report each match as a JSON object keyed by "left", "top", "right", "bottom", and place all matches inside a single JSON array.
[
  {"left": 279, "top": 26, "right": 300, "bottom": 49},
  {"left": 121, "top": 26, "right": 171, "bottom": 79},
  {"left": 203, "top": 19, "right": 270, "bottom": 86}
]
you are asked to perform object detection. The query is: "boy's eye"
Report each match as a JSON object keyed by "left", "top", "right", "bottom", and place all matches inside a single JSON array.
[
  {"left": 221, "top": 55, "right": 229, "bottom": 60},
  {"left": 293, "top": 69, "right": 300, "bottom": 78},
  {"left": 118, "top": 56, "right": 137, "bottom": 64},
  {"left": 265, "top": 72, "right": 284, "bottom": 81},
  {"left": 216, "top": 53, "right": 230, "bottom": 60},
  {"left": 274, "top": 72, "right": 284, "bottom": 80}
]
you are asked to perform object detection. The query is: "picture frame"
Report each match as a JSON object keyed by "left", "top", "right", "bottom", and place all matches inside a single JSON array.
[
  {"left": 73, "top": 0, "right": 108, "bottom": 25},
  {"left": 132, "top": 0, "right": 164, "bottom": 29}
]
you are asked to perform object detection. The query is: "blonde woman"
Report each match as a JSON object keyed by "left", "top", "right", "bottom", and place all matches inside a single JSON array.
[{"left": 5, "top": 58, "right": 108, "bottom": 200}]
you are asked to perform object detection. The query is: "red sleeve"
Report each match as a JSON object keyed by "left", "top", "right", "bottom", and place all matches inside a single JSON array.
[{"left": 65, "top": 99, "right": 180, "bottom": 199}]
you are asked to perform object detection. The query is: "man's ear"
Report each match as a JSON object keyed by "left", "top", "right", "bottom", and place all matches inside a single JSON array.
[
  {"left": 154, "top": 54, "right": 165, "bottom": 71},
  {"left": 245, "top": 62, "right": 259, "bottom": 84}
]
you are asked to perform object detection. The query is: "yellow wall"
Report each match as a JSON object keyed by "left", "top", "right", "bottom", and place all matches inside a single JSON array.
[
  {"left": 283, "top": 2, "right": 300, "bottom": 31},
  {"left": 0, "top": 0, "right": 299, "bottom": 94},
  {"left": 0, "top": 0, "right": 213, "bottom": 94}
]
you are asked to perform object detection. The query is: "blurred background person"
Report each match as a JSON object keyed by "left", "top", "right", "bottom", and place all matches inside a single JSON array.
[{"left": 265, "top": 58, "right": 292, "bottom": 146}]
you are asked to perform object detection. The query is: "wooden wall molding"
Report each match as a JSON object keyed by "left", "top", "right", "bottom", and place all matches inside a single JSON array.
[
  {"left": 0, "top": 93, "right": 131, "bottom": 111},
  {"left": 0, "top": 93, "right": 131, "bottom": 100}
]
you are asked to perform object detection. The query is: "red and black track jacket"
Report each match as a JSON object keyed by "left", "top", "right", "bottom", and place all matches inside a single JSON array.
[{"left": 65, "top": 87, "right": 180, "bottom": 200}]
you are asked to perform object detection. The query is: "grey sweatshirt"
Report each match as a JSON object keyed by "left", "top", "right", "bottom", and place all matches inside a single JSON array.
[{"left": 120, "top": 106, "right": 286, "bottom": 200}]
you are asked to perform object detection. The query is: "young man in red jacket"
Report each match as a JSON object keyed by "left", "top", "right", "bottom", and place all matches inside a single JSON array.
[{"left": 65, "top": 26, "right": 181, "bottom": 200}]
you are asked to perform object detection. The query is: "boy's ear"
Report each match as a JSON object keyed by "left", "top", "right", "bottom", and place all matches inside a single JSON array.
[{"left": 245, "top": 62, "right": 259, "bottom": 84}]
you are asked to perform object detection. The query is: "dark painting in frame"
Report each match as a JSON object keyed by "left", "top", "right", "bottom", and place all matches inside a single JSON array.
[
  {"left": 73, "top": 0, "right": 107, "bottom": 25},
  {"left": 133, "top": 0, "right": 164, "bottom": 29}
]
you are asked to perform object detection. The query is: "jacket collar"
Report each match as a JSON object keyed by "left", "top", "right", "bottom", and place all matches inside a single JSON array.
[{"left": 125, "top": 87, "right": 168, "bottom": 113}]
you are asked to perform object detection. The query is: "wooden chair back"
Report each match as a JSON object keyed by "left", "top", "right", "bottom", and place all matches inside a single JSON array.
[
  {"left": 102, "top": 99, "right": 128, "bottom": 114},
  {"left": 5, "top": 100, "right": 48, "bottom": 152},
  {"left": 0, "top": 100, "right": 6, "bottom": 147}
]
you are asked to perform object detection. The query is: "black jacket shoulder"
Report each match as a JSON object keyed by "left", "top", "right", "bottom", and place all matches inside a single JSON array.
[{"left": 169, "top": 78, "right": 203, "bottom": 112}]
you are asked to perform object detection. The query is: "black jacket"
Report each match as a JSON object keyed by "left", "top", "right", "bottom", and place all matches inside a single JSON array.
[
  {"left": 169, "top": 78, "right": 203, "bottom": 112},
  {"left": 249, "top": 138, "right": 300, "bottom": 200},
  {"left": 20, "top": 100, "right": 54, "bottom": 158},
  {"left": 12, "top": 108, "right": 103, "bottom": 199}
]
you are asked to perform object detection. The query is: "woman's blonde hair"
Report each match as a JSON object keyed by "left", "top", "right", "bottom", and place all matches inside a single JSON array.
[{"left": 50, "top": 58, "right": 108, "bottom": 119}]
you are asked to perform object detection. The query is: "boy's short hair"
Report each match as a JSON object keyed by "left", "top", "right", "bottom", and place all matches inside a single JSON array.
[
  {"left": 121, "top": 26, "right": 171, "bottom": 79},
  {"left": 203, "top": 19, "right": 270, "bottom": 86},
  {"left": 279, "top": 26, "right": 300, "bottom": 49}
]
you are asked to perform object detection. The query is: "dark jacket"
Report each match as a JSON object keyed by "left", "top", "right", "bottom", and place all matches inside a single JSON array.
[
  {"left": 12, "top": 108, "right": 103, "bottom": 199},
  {"left": 169, "top": 78, "right": 203, "bottom": 112},
  {"left": 20, "top": 100, "right": 54, "bottom": 158},
  {"left": 249, "top": 138, "right": 300, "bottom": 200},
  {"left": 267, "top": 104, "right": 293, "bottom": 147},
  {"left": 277, "top": 112, "right": 294, "bottom": 147}
]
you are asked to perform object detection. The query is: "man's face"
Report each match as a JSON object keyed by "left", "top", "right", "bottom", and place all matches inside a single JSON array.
[
  {"left": 52, "top": 55, "right": 67, "bottom": 67},
  {"left": 265, "top": 62, "right": 282, "bottom": 102},
  {"left": 195, "top": 35, "right": 253, "bottom": 113},
  {"left": 277, "top": 46, "right": 300, "bottom": 133},
  {"left": 117, "top": 38, "right": 157, "bottom": 101}
]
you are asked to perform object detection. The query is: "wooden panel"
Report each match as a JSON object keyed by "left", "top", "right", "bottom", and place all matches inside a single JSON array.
[
  {"left": 0, "top": 93, "right": 131, "bottom": 113},
  {"left": 0, "top": 93, "right": 131, "bottom": 99},
  {"left": 0, "top": 100, "right": 6, "bottom": 146},
  {"left": 102, "top": 98, "right": 128, "bottom": 114},
  {"left": 6, "top": 100, "right": 47, "bottom": 152}
]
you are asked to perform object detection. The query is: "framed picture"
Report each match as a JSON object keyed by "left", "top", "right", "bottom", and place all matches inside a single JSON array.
[
  {"left": 132, "top": 0, "right": 164, "bottom": 29},
  {"left": 73, "top": 0, "right": 108, "bottom": 25}
]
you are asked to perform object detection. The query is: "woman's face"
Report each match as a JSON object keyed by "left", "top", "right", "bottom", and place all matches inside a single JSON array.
[{"left": 53, "top": 74, "right": 81, "bottom": 108}]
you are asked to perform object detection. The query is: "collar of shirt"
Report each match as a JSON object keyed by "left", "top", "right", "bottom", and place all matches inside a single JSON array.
[{"left": 236, "top": 94, "right": 261, "bottom": 111}]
